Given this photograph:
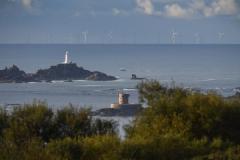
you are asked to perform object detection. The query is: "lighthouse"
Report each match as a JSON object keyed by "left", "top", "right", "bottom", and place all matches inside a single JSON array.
[{"left": 64, "top": 51, "right": 69, "bottom": 64}]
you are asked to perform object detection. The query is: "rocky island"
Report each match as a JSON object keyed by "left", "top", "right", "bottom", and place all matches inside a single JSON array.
[
  {"left": 34, "top": 63, "right": 116, "bottom": 81},
  {"left": 0, "top": 63, "right": 117, "bottom": 83}
]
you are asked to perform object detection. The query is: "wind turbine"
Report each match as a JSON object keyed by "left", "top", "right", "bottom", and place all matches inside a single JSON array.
[
  {"left": 194, "top": 33, "right": 200, "bottom": 44},
  {"left": 82, "top": 31, "right": 88, "bottom": 44},
  {"left": 106, "top": 31, "right": 113, "bottom": 44},
  {"left": 218, "top": 32, "right": 224, "bottom": 42},
  {"left": 47, "top": 33, "right": 51, "bottom": 44},
  {"left": 170, "top": 29, "right": 178, "bottom": 44}
]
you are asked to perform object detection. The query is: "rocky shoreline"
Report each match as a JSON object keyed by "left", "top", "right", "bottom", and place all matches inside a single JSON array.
[
  {"left": 92, "top": 105, "right": 143, "bottom": 117},
  {"left": 0, "top": 63, "right": 117, "bottom": 83}
]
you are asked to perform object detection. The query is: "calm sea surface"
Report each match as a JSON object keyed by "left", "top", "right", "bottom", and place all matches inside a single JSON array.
[{"left": 0, "top": 44, "right": 240, "bottom": 109}]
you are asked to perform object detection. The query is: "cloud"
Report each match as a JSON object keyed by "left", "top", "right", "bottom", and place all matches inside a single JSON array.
[
  {"left": 201, "top": 0, "right": 238, "bottom": 17},
  {"left": 136, "top": 0, "right": 154, "bottom": 15},
  {"left": 0, "top": 0, "right": 33, "bottom": 10},
  {"left": 136, "top": 0, "right": 239, "bottom": 18},
  {"left": 112, "top": 8, "right": 129, "bottom": 16},
  {"left": 21, "top": 0, "right": 32, "bottom": 9},
  {"left": 74, "top": 11, "right": 81, "bottom": 17},
  {"left": 20, "top": 0, "right": 42, "bottom": 15},
  {"left": 164, "top": 3, "right": 193, "bottom": 18},
  {"left": 112, "top": 8, "right": 121, "bottom": 15}
]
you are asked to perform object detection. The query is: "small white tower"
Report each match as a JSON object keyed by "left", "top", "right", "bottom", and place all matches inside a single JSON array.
[
  {"left": 110, "top": 92, "right": 141, "bottom": 109},
  {"left": 64, "top": 51, "right": 69, "bottom": 64},
  {"left": 118, "top": 92, "right": 129, "bottom": 105}
]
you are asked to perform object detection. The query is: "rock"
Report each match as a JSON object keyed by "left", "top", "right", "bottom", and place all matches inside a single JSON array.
[
  {"left": 0, "top": 65, "right": 34, "bottom": 83},
  {"left": 0, "top": 63, "right": 117, "bottom": 83},
  {"left": 131, "top": 74, "right": 145, "bottom": 80},
  {"left": 86, "top": 72, "right": 116, "bottom": 81},
  {"left": 92, "top": 105, "right": 143, "bottom": 117},
  {"left": 34, "top": 63, "right": 91, "bottom": 81},
  {"left": 34, "top": 63, "right": 117, "bottom": 81}
]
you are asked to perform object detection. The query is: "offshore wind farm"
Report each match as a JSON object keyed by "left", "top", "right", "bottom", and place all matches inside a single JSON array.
[
  {"left": 0, "top": 44, "right": 239, "bottom": 108},
  {"left": 0, "top": 0, "right": 240, "bottom": 159}
]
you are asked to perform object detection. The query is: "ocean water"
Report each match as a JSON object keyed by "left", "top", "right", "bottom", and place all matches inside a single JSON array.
[{"left": 0, "top": 44, "right": 240, "bottom": 109}]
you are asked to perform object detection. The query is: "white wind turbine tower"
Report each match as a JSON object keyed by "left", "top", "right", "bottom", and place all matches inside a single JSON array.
[
  {"left": 170, "top": 29, "right": 178, "bottom": 44},
  {"left": 82, "top": 31, "right": 88, "bottom": 44},
  {"left": 107, "top": 31, "right": 113, "bottom": 44},
  {"left": 194, "top": 33, "right": 200, "bottom": 44},
  {"left": 218, "top": 32, "right": 224, "bottom": 42}
]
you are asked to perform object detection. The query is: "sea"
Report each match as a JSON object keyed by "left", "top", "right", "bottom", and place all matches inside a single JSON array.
[{"left": 0, "top": 44, "right": 240, "bottom": 109}]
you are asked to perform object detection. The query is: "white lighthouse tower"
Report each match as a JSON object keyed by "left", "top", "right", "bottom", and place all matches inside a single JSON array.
[{"left": 64, "top": 51, "right": 69, "bottom": 64}]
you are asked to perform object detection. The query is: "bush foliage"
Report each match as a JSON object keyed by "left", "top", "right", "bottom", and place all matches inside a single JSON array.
[{"left": 1, "top": 80, "right": 240, "bottom": 159}]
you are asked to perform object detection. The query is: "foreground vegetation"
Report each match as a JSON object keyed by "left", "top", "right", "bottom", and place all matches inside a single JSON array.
[{"left": 1, "top": 80, "right": 240, "bottom": 159}]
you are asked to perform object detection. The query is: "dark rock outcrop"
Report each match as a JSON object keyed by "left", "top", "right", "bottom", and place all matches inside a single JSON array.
[
  {"left": 0, "top": 65, "right": 34, "bottom": 83},
  {"left": 86, "top": 71, "right": 116, "bottom": 81},
  {"left": 0, "top": 63, "right": 117, "bottom": 83},
  {"left": 34, "top": 63, "right": 91, "bottom": 81},
  {"left": 131, "top": 74, "right": 145, "bottom": 80},
  {"left": 34, "top": 63, "right": 116, "bottom": 81},
  {"left": 92, "top": 105, "right": 143, "bottom": 117}
]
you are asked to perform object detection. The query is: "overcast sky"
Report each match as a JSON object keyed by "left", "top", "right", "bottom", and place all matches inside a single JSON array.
[{"left": 0, "top": 0, "right": 240, "bottom": 44}]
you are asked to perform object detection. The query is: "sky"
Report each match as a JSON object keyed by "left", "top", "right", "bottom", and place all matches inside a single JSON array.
[{"left": 0, "top": 0, "right": 240, "bottom": 44}]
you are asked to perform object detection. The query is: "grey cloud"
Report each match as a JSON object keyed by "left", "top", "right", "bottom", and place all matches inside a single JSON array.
[
  {"left": 136, "top": 0, "right": 154, "bottom": 15},
  {"left": 136, "top": 0, "right": 239, "bottom": 18},
  {"left": 0, "top": 0, "right": 16, "bottom": 9},
  {"left": 1, "top": 0, "right": 239, "bottom": 18},
  {"left": 21, "top": 0, "right": 32, "bottom": 9}
]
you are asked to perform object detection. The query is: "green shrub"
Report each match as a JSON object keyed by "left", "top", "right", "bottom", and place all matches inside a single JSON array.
[
  {"left": 1, "top": 81, "right": 240, "bottom": 159},
  {"left": 125, "top": 80, "right": 240, "bottom": 159}
]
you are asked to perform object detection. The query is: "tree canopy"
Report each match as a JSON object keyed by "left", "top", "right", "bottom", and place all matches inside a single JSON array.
[{"left": 1, "top": 80, "right": 240, "bottom": 159}]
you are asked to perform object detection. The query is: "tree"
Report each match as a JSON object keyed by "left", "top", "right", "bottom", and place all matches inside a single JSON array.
[{"left": 125, "top": 80, "right": 240, "bottom": 159}]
